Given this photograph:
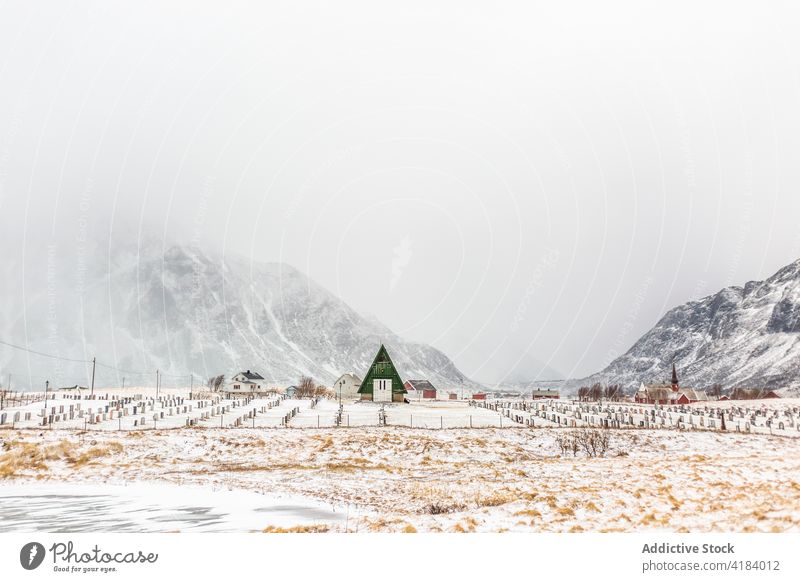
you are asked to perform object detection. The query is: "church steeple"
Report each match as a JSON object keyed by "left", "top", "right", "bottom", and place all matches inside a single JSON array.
[{"left": 671, "top": 361, "right": 679, "bottom": 391}]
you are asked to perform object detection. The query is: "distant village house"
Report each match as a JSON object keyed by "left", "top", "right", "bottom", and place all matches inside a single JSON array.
[
  {"left": 730, "top": 387, "right": 781, "bottom": 400},
  {"left": 225, "top": 370, "right": 271, "bottom": 396},
  {"left": 332, "top": 372, "right": 362, "bottom": 401},
  {"left": 404, "top": 379, "right": 437, "bottom": 399},
  {"left": 530, "top": 388, "right": 560, "bottom": 400},
  {"left": 58, "top": 385, "right": 88, "bottom": 392}
]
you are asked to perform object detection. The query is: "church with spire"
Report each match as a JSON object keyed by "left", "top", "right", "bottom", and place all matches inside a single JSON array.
[{"left": 635, "top": 361, "right": 711, "bottom": 405}]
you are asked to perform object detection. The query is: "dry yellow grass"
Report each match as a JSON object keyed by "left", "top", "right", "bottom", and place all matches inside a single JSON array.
[
  {"left": 475, "top": 491, "right": 517, "bottom": 507},
  {"left": 0, "top": 439, "right": 124, "bottom": 477},
  {"left": 451, "top": 517, "right": 479, "bottom": 533},
  {"left": 3, "top": 427, "right": 798, "bottom": 533},
  {"left": 68, "top": 442, "right": 124, "bottom": 467},
  {"left": 584, "top": 501, "right": 601, "bottom": 513},
  {"left": 513, "top": 509, "right": 542, "bottom": 518},
  {"left": 262, "top": 524, "right": 329, "bottom": 533},
  {"left": 365, "top": 517, "right": 404, "bottom": 531}
]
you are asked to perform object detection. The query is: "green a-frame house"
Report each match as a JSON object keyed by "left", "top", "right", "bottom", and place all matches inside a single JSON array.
[{"left": 357, "top": 344, "right": 407, "bottom": 403}]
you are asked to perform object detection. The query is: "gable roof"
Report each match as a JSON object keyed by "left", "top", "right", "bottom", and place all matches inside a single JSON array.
[
  {"left": 639, "top": 384, "right": 675, "bottom": 401},
  {"left": 679, "top": 388, "right": 709, "bottom": 401},
  {"left": 530, "top": 389, "right": 559, "bottom": 396},
  {"left": 357, "top": 344, "right": 407, "bottom": 395},
  {"left": 731, "top": 387, "right": 781, "bottom": 399},
  {"left": 406, "top": 379, "right": 436, "bottom": 391},
  {"left": 334, "top": 372, "right": 362, "bottom": 384},
  {"left": 639, "top": 383, "right": 710, "bottom": 402},
  {"left": 238, "top": 370, "right": 264, "bottom": 380}
]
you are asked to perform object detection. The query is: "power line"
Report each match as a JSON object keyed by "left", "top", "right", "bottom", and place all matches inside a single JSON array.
[
  {"left": 93, "top": 361, "right": 187, "bottom": 378},
  {"left": 0, "top": 339, "right": 92, "bottom": 364},
  {"left": 1, "top": 337, "right": 200, "bottom": 379}
]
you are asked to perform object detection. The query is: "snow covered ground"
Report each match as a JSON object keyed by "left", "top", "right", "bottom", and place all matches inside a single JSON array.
[
  {"left": 489, "top": 398, "right": 800, "bottom": 437},
  {"left": 1, "top": 425, "right": 798, "bottom": 533},
  {"left": 0, "top": 482, "right": 347, "bottom": 533},
  {"left": 0, "top": 392, "right": 525, "bottom": 430}
]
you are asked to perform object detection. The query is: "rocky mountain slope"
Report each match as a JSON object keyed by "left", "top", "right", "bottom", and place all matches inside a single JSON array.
[
  {"left": 0, "top": 243, "right": 479, "bottom": 391},
  {"left": 572, "top": 259, "right": 800, "bottom": 394}
]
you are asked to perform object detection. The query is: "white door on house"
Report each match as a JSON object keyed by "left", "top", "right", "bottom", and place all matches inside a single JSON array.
[{"left": 373, "top": 379, "right": 392, "bottom": 402}]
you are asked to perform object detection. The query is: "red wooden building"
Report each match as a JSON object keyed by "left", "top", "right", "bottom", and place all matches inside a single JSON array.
[
  {"left": 404, "top": 379, "right": 437, "bottom": 399},
  {"left": 634, "top": 363, "right": 710, "bottom": 405}
]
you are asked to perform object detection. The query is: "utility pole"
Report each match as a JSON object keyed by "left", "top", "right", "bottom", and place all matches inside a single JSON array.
[
  {"left": 44, "top": 379, "right": 49, "bottom": 417},
  {"left": 122, "top": 377, "right": 125, "bottom": 390},
  {"left": 156, "top": 370, "right": 160, "bottom": 399},
  {"left": 90, "top": 357, "right": 96, "bottom": 396},
  {"left": 2, "top": 374, "right": 10, "bottom": 409}
]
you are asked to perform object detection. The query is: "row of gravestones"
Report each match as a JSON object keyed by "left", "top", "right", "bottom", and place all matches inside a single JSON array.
[
  {"left": 106, "top": 395, "right": 147, "bottom": 408},
  {"left": 282, "top": 406, "right": 301, "bottom": 426},
  {"left": 0, "top": 411, "right": 34, "bottom": 425},
  {"left": 221, "top": 408, "right": 260, "bottom": 428},
  {"left": 183, "top": 399, "right": 286, "bottom": 428},
  {"left": 227, "top": 397, "right": 286, "bottom": 427},
  {"left": 533, "top": 399, "right": 800, "bottom": 427},
  {"left": 40, "top": 403, "right": 84, "bottom": 416},
  {"left": 527, "top": 399, "right": 800, "bottom": 432},
  {"left": 41, "top": 410, "right": 83, "bottom": 425},
  {"left": 525, "top": 398, "right": 756, "bottom": 432},
  {"left": 526, "top": 402, "right": 728, "bottom": 432},
  {"left": 77, "top": 403, "right": 197, "bottom": 426},
  {"left": 503, "top": 409, "right": 529, "bottom": 425},
  {"left": 131, "top": 402, "right": 235, "bottom": 428},
  {"left": 38, "top": 403, "right": 88, "bottom": 425},
  {"left": 7, "top": 395, "right": 283, "bottom": 430},
  {"left": 60, "top": 393, "right": 115, "bottom": 400}
]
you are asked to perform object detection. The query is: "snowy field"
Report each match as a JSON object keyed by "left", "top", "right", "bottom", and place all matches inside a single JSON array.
[
  {"left": 488, "top": 398, "right": 800, "bottom": 437},
  {"left": 0, "top": 392, "right": 526, "bottom": 430},
  {"left": 6, "top": 390, "right": 797, "bottom": 435},
  {"left": 1, "top": 426, "right": 799, "bottom": 533},
  {"left": 0, "top": 482, "right": 348, "bottom": 533}
]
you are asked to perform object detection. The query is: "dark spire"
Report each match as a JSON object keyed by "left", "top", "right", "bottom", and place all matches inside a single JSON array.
[{"left": 671, "top": 362, "right": 679, "bottom": 386}]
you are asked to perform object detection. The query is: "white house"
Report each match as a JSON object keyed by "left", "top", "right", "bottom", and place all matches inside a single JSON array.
[
  {"left": 58, "top": 385, "right": 88, "bottom": 392},
  {"left": 332, "top": 372, "right": 362, "bottom": 402},
  {"left": 225, "top": 370, "right": 271, "bottom": 396}
]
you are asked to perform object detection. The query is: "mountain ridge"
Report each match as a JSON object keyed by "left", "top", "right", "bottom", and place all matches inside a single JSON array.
[
  {"left": 567, "top": 258, "right": 800, "bottom": 394},
  {"left": 0, "top": 242, "right": 481, "bottom": 391}
]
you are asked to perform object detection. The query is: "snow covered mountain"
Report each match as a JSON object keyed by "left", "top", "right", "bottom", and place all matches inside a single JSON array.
[
  {"left": 571, "top": 258, "right": 800, "bottom": 395},
  {"left": 0, "top": 242, "right": 479, "bottom": 391}
]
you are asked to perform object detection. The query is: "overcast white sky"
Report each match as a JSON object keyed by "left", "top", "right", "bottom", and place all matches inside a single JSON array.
[{"left": 1, "top": 1, "right": 800, "bottom": 382}]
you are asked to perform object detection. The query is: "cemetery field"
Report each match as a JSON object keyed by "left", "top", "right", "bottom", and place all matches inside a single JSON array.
[{"left": 1, "top": 426, "right": 799, "bottom": 532}]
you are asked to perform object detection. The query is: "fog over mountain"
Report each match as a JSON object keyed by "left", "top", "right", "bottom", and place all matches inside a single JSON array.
[
  {"left": 2, "top": 2, "right": 800, "bottom": 387},
  {"left": 0, "top": 239, "right": 479, "bottom": 391}
]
